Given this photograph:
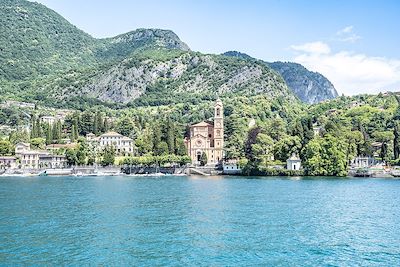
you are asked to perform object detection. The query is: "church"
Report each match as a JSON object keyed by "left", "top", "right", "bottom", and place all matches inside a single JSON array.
[{"left": 185, "top": 99, "right": 224, "bottom": 165}]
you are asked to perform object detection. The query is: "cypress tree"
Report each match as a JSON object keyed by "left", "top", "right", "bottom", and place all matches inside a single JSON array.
[
  {"left": 394, "top": 121, "right": 400, "bottom": 159},
  {"left": 152, "top": 123, "right": 162, "bottom": 153},
  {"left": 166, "top": 118, "right": 175, "bottom": 154},
  {"left": 30, "top": 116, "right": 37, "bottom": 139},
  {"left": 46, "top": 123, "right": 53, "bottom": 145}
]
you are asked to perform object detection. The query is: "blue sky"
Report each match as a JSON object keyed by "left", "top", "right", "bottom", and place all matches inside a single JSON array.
[{"left": 33, "top": 0, "right": 400, "bottom": 95}]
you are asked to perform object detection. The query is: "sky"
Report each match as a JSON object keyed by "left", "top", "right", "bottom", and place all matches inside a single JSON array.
[{"left": 33, "top": 0, "right": 400, "bottom": 95}]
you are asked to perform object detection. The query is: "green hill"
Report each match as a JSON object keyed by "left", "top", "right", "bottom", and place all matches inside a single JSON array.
[
  {"left": 0, "top": 0, "right": 190, "bottom": 82},
  {"left": 0, "top": 0, "right": 297, "bottom": 108}
]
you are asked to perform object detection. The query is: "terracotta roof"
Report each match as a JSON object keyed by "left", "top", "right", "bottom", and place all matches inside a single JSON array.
[{"left": 46, "top": 143, "right": 77, "bottom": 149}]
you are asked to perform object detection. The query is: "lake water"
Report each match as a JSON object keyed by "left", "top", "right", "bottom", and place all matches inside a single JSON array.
[{"left": 0, "top": 175, "right": 399, "bottom": 266}]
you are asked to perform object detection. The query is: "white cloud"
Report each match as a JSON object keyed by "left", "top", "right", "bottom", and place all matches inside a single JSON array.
[
  {"left": 335, "top": 25, "right": 361, "bottom": 43},
  {"left": 290, "top": 41, "right": 331, "bottom": 55},
  {"left": 291, "top": 42, "right": 400, "bottom": 95}
]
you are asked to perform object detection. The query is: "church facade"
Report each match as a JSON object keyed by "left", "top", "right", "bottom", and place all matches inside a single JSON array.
[{"left": 185, "top": 99, "right": 224, "bottom": 165}]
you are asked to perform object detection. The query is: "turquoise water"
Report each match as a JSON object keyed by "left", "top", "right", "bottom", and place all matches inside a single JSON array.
[{"left": 0, "top": 176, "right": 400, "bottom": 266}]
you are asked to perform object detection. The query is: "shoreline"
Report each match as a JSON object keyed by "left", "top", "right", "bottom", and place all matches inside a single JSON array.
[{"left": 1, "top": 173, "right": 399, "bottom": 179}]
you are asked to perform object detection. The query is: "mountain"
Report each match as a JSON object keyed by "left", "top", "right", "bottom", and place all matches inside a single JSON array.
[
  {"left": 0, "top": 0, "right": 297, "bottom": 108},
  {"left": 222, "top": 51, "right": 339, "bottom": 104},
  {"left": 40, "top": 49, "right": 294, "bottom": 106},
  {"left": 268, "top": 62, "right": 338, "bottom": 104},
  {"left": 0, "top": 0, "right": 189, "bottom": 81},
  {"left": 0, "top": 0, "right": 96, "bottom": 80}
]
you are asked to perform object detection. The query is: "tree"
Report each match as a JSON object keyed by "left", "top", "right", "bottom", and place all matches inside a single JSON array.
[
  {"left": 9, "top": 130, "right": 30, "bottom": 145},
  {"left": 116, "top": 117, "right": 136, "bottom": 137},
  {"left": 200, "top": 152, "right": 208, "bottom": 166},
  {"left": 80, "top": 111, "right": 94, "bottom": 135},
  {"left": 71, "top": 124, "right": 78, "bottom": 141},
  {"left": 93, "top": 111, "right": 103, "bottom": 135},
  {"left": 152, "top": 123, "right": 162, "bottom": 152},
  {"left": 52, "top": 120, "right": 62, "bottom": 143},
  {"left": 101, "top": 145, "right": 115, "bottom": 166},
  {"left": 178, "top": 155, "right": 192, "bottom": 166},
  {"left": 274, "top": 135, "right": 301, "bottom": 162},
  {"left": 30, "top": 138, "right": 46, "bottom": 150},
  {"left": 30, "top": 116, "right": 39, "bottom": 139},
  {"left": 175, "top": 139, "right": 187, "bottom": 156},
  {"left": 394, "top": 121, "right": 400, "bottom": 159},
  {"left": 76, "top": 141, "right": 88, "bottom": 165},
  {"left": 65, "top": 149, "right": 78, "bottom": 166},
  {"left": 155, "top": 141, "right": 169, "bottom": 156},
  {"left": 165, "top": 118, "right": 175, "bottom": 154},
  {"left": 251, "top": 133, "right": 274, "bottom": 168},
  {"left": 45, "top": 123, "right": 53, "bottom": 145},
  {"left": 0, "top": 140, "right": 11, "bottom": 156},
  {"left": 303, "top": 135, "right": 347, "bottom": 176},
  {"left": 135, "top": 127, "right": 153, "bottom": 155},
  {"left": 244, "top": 127, "right": 261, "bottom": 161},
  {"left": 373, "top": 131, "right": 394, "bottom": 162}
]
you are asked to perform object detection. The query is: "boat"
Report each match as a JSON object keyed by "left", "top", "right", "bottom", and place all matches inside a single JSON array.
[
  {"left": 39, "top": 169, "right": 73, "bottom": 176},
  {"left": 391, "top": 169, "right": 400, "bottom": 177}
]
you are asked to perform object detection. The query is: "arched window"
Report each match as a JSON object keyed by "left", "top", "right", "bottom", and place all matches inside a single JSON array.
[{"left": 216, "top": 108, "right": 220, "bottom": 116}]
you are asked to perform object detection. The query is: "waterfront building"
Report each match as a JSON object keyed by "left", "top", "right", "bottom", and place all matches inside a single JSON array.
[
  {"left": 85, "top": 131, "right": 135, "bottom": 156},
  {"left": 0, "top": 156, "right": 17, "bottom": 169},
  {"left": 287, "top": 154, "right": 302, "bottom": 170},
  {"left": 350, "top": 156, "right": 379, "bottom": 168},
  {"left": 99, "top": 132, "right": 134, "bottom": 155},
  {"left": 20, "top": 151, "right": 42, "bottom": 169},
  {"left": 223, "top": 160, "right": 242, "bottom": 175},
  {"left": 185, "top": 99, "right": 224, "bottom": 165},
  {"left": 39, "top": 154, "right": 67, "bottom": 169}
]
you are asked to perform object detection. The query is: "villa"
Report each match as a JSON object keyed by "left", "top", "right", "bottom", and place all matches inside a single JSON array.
[{"left": 86, "top": 131, "right": 135, "bottom": 156}]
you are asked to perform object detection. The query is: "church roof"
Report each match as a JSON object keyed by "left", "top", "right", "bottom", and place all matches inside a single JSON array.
[{"left": 191, "top": 121, "right": 213, "bottom": 127}]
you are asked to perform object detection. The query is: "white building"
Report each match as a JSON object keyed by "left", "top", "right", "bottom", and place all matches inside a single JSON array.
[
  {"left": 350, "top": 157, "right": 379, "bottom": 169},
  {"left": 223, "top": 161, "right": 242, "bottom": 175},
  {"left": 87, "top": 131, "right": 135, "bottom": 156},
  {"left": 20, "top": 151, "right": 42, "bottom": 169},
  {"left": 40, "top": 116, "right": 56, "bottom": 125},
  {"left": 287, "top": 154, "right": 302, "bottom": 171},
  {"left": 39, "top": 154, "right": 67, "bottom": 169}
]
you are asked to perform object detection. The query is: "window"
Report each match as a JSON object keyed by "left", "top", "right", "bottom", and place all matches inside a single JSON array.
[{"left": 216, "top": 108, "right": 220, "bottom": 116}]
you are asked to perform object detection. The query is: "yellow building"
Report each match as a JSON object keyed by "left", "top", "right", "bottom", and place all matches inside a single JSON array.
[{"left": 185, "top": 99, "right": 224, "bottom": 165}]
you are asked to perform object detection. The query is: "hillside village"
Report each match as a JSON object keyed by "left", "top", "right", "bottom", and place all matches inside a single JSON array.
[{"left": 1, "top": 95, "right": 400, "bottom": 177}]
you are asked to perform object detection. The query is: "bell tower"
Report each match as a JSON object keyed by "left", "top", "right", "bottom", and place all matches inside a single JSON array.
[{"left": 213, "top": 98, "right": 224, "bottom": 162}]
